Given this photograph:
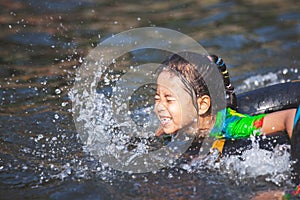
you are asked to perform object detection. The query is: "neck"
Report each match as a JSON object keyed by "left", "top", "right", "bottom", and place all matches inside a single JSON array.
[{"left": 197, "top": 114, "right": 215, "bottom": 138}]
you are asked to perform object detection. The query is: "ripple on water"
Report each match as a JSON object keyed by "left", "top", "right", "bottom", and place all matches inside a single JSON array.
[
  {"left": 7, "top": 32, "right": 56, "bottom": 46},
  {"left": 201, "top": 34, "right": 250, "bottom": 50},
  {"left": 26, "top": 0, "right": 94, "bottom": 12},
  {"left": 0, "top": 0, "right": 299, "bottom": 198}
]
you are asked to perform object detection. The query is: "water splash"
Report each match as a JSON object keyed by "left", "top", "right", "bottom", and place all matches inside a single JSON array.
[
  {"left": 236, "top": 68, "right": 299, "bottom": 92},
  {"left": 190, "top": 136, "right": 291, "bottom": 186}
]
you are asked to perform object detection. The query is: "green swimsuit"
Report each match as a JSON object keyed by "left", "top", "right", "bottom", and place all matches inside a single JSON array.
[{"left": 211, "top": 108, "right": 266, "bottom": 139}]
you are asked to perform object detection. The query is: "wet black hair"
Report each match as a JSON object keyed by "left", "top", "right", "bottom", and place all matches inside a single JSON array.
[
  {"left": 209, "top": 55, "right": 237, "bottom": 110},
  {"left": 156, "top": 53, "right": 210, "bottom": 114},
  {"left": 161, "top": 53, "right": 210, "bottom": 98},
  {"left": 157, "top": 52, "right": 234, "bottom": 113},
  {"left": 155, "top": 52, "right": 227, "bottom": 137}
]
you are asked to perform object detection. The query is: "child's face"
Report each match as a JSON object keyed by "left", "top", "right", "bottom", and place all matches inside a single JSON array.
[{"left": 154, "top": 71, "right": 198, "bottom": 135}]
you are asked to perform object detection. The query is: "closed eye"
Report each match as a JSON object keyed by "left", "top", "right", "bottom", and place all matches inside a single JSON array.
[
  {"left": 154, "top": 94, "right": 176, "bottom": 102},
  {"left": 165, "top": 95, "right": 176, "bottom": 102},
  {"left": 154, "top": 94, "right": 160, "bottom": 101}
]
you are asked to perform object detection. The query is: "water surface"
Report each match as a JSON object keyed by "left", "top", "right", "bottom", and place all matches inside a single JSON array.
[{"left": 0, "top": 0, "right": 299, "bottom": 199}]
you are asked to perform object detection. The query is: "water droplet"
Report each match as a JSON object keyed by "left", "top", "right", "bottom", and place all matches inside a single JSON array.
[
  {"left": 54, "top": 114, "right": 59, "bottom": 119},
  {"left": 55, "top": 88, "right": 61, "bottom": 94},
  {"left": 168, "top": 173, "right": 173, "bottom": 178}
]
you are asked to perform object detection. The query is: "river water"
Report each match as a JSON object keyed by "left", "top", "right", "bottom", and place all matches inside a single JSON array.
[{"left": 0, "top": 0, "right": 299, "bottom": 199}]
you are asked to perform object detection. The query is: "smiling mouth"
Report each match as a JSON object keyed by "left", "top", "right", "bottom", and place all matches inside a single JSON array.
[{"left": 159, "top": 117, "right": 172, "bottom": 126}]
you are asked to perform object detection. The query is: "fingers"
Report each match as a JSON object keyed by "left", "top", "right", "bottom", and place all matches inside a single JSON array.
[{"left": 155, "top": 124, "right": 164, "bottom": 136}]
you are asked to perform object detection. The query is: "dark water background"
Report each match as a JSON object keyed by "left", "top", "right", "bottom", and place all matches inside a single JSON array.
[{"left": 0, "top": 0, "right": 299, "bottom": 199}]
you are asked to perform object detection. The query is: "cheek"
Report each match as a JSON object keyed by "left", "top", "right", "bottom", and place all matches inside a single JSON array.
[
  {"left": 181, "top": 100, "right": 198, "bottom": 123},
  {"left": 154, "top": 103, "right": 159, "bottom": 114},
  {"left": 168, "top": 103, "right": 182, "bottom": 123}
]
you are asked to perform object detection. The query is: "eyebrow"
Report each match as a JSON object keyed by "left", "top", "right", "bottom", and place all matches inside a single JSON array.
[
  {"left": 155, "top": 93, "right": 174, "bottom": 98},
  {"left": 165, "top": 94, "right": 174, "bottom": 97}
]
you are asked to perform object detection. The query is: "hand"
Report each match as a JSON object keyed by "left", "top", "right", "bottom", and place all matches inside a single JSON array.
[{"left": 155, "top": 124, "right": 164, "bottom": 136}]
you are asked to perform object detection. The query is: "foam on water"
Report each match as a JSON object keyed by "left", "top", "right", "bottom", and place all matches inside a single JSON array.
[
  {"left": 219, "top": 138, "right": 291, "bottom": 186},
  {"left": 189, "top": 137, "right": 291, "bottom": 186}
]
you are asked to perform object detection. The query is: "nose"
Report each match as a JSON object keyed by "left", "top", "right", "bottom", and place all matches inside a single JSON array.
[{"left": 155, "top": 101, "right": 166, "bottom": 113}]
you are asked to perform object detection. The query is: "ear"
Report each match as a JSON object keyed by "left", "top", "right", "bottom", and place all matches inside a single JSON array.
[{"left": 197, "top": 95, "right": 211, "bottom": 115}]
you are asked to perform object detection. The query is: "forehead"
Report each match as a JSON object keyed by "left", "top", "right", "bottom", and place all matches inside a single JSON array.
[{"left": 156, "top": 70, "right": 186, "bottom": 94}]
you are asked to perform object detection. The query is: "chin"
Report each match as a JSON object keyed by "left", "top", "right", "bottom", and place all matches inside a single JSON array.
[{"left": 163, "top": 127, "right": 178, "bottom": 135}]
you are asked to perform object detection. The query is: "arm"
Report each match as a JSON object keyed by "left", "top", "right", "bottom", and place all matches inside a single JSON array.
[
  {"left": 219, "top": 108, "right": 296, "bottom": 139},
  {"left": 262, "top": 109, "right": 296, "bottom": 138}
]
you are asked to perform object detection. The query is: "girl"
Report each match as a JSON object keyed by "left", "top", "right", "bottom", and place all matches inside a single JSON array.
[
  {"left": 153, "top": 52, "right": 300, "bottom": 198},
  {"left": 154, "top": 52, "right": 297, "bottom": 139}
]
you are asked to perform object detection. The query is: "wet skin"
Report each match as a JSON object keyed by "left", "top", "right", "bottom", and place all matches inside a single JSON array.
[{"left": 154, "top": 70, "right": 198, "bottom": 135}]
